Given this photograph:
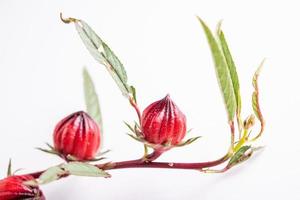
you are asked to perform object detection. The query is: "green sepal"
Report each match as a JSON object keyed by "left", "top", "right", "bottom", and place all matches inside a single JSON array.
[
  {"left": 36, "top": 143, "right": 60, "bottom": 157},
  {"left": 7, "top": 159, "right": 12, "bottom": 177},
  {"left": 124, "top": 121, "right": 135, "bottom": 133},
  {"left": 175, "top": 136, "right": 202, "bottom": 147}
]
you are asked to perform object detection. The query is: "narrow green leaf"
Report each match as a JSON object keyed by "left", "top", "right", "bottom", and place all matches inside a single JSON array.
[
  {"left": 62, "top": 162, "right": 110, "bottom": 177},
  {"left": 252, "top": 59, "right": 265, "bottom": 119},
  {"left": 83, "top": 68, "right": 103, "bottom": 130},
  {"left": 74, "top": 20, "right": 130, "bottom": 97},
  {"left": 124, "top": 121, "right": 135, "bottom": 133},
  {"left": 217, "top": 28, "right": 241, "bottom": 115},
  {"left": 75, "top": 21, "right": 105, "bottom": 63},
  {"left": 176, "top": 136, "right": 202, "bottom": 147},
  {"left": 198, "top": 17, "right": 236, "bottom": 120},
  {"left": 130, "top": 85, "right": 137, "bottom": 103},
  {"left": 38, "top": 166, "right": 65, "bottom": 185},
  {"left": 228, "top": 145, "right": 251, "bottom": 166},
  {"left": 7, "top": 159, "right": 12, "bottom": 177},
  {"left": 36, "top": 147, "right": 59, "bottom": 156}
]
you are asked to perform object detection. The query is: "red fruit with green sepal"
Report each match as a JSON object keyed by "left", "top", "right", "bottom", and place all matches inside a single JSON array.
[
  {"left": 0, "top": 175, "right": 45, "bottom": 200},
  {"left": 53, "top": 111, "right": 101, "bottom": 161},
  {"left": 141, "top": 95, "right": 187, "bottom": 146}
]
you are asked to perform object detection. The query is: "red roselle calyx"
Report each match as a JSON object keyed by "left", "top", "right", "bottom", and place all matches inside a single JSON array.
[
  {"left": 141, "top": 95, "right": 187, "bottom": 147},
  {"left": 0, "top": 175, "right": 45, "bottom": 200},
  {"left": 53, "top": 111, "right": 101, "bottom": 161}
]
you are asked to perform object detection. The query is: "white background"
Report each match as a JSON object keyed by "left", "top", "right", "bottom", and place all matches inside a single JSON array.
[{"left": 0, "top": 0, "right": 299, "bottom": 199}]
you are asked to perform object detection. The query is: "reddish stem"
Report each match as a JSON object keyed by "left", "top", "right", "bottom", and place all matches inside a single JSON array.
[
  {"left": 27, "top": 153, "right": 229, "bottom": 179},
  {"left": 144, "top": 149, "right": 165, "bottom": 162},
  {"left": 129, "top": 98, "right": 142, "bottom": 124},
  {"left": 103, "top": 154, "right": 229, "bottom": 170}
]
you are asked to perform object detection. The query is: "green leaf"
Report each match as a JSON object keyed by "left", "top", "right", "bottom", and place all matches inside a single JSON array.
[
  {"left": 217, "top": 28, "right": 241, "bottom": 116},
  {"left": 61, "top": 162, "right": 110, "bottom": 177},
  {"left": 83, "top": 68, "right": 103, "bottom": 130},
  {"left": 7, "top": 159, "right": 12, "bottom": 177},
  {"left": 198, "top": 17, "right": 236, "bottom": 121},
  {"left": 74, "top": 20, "right": 130, "bottom": 97},
  {"left": 38, "top": 166, "right": 65, "bottom": 185},
  {"left": 130, "top": 85, "right": 137, "bottom": 103},
  {"left": 102, "top": 42, "right": 128, "bottom": 82},
  {"left": 228, "top": 145, "right": 251, "bottom": 166}
]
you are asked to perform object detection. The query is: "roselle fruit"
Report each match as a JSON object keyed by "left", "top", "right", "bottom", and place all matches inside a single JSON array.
[
  {"left": 0, "top": 175, "right": 45, "bottom": 200},
  {"left": 53, "top": 111, "right": 101, "bottom": 161},
  {"left": 141, "top": 95, "right": 187, "bottom": 146}
]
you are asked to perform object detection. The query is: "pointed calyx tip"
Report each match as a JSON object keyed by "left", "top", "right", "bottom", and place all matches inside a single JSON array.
[
  {"left": 164, "top": 94, "right": 171, "bottom": 100},
  {"left": 60, "top": 12, "right": 79, "bottom": 24}
]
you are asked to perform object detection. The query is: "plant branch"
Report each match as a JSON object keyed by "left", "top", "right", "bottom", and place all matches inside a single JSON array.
[
  {"left": 102, "top": 153, "right": 229, "bottom": 170},
  {"left": 25, "top": 151, "right": 230, "bottom": 179}
]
